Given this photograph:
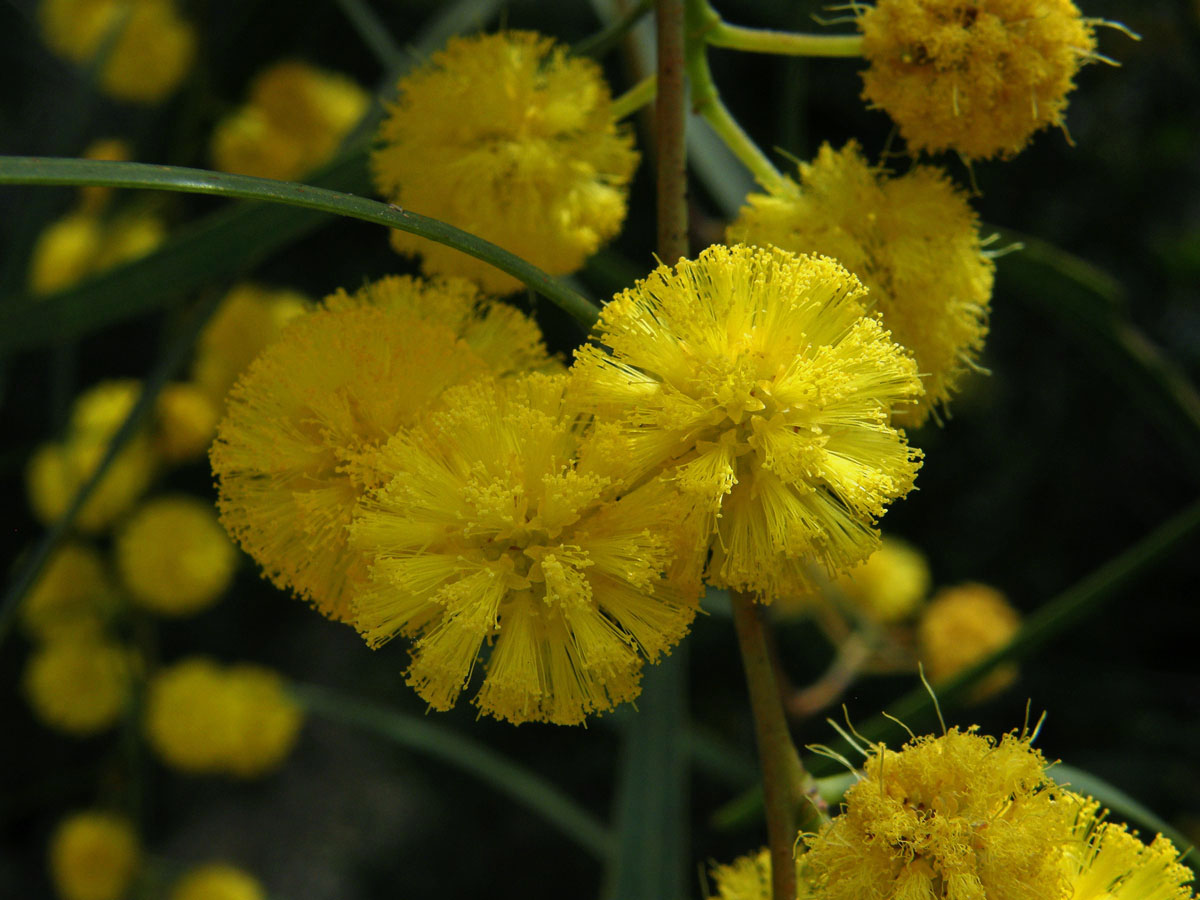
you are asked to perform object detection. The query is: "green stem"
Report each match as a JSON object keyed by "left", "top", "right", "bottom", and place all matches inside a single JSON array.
[
  {"left": 330, "top": 0, "right": 405, "bottom": 71},
  {"left": 0, "top": 157, "right": 601, "bottom": 329},
  {"left": 611, "top": 75, "right": 658, "bottom": 121},
  {"left": 683, "top": 1, "right": 792, "bottom": 196},
  {"left": 706, "top": 20, "right": 863, "bottom": 57},
  {"left": 656, "top": 0, "right": 689, "bottom": 263},
  {"left": 574, "top": 0, "right": 655, "bottom": 58},
  {"left": 293, "top": 683, "right": 614, "bottom": 861},
  {"left": 730, "top": 592, "right": 815, "bottom": 900},
  {"left": 0, "top": 291, "right": 223, "bottom": 649}
]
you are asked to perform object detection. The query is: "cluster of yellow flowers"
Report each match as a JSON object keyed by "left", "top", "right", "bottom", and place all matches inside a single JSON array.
[{"left": 708, "top": 726, "right": 1197, "bottom": 900}]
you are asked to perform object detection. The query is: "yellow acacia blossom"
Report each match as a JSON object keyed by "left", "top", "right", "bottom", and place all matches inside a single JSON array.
[
  {"left": 834, "top": 535, "right": 931, "bottom": 623},
  {"left": 571, "top": 244, "right": 923, "bottom": 601},
  {"left": 38, "top": 0, "right": 195, "bottom": 104},
  {"left": 210, "top": 275, "right": 551, "bottom": 622},
  {"left": 171, "top": 864, "right": 266, "bottom": 900},
  {"left": 211, "top": 61, "right": 368, "bottom": 181},
  {"left": 190, "top": 283, "right": 311, "bottom": 406},
  {"left": 918, "top": 581, "right": 1021, "bottom": 699},
  {"left": 803, "top": 726, "right": 1079, "bottom": 900},
  {"left": 116, "top": 495, "right": 237, "bottom": 617},
  {"left": 49, "top": 812, "right": 140, "bottom": 900},
  {"left": 857, "top": 0, "right": 1099, "bottom": 160},
  {"left": 145, "top": 658, "right": 303, "bottom": 777},
  {"left": 155, "top": 382, "right": 220, "bottom": 463},
  {"left": 29, "top": 209, "right": 167, "bottom": 296},
  {"left": 21, "top": 542, "right": 120, "bottom": 640},
  {"left": 371, "top": 31, "right": 639, "bottom": 295},
  {"left": 350, "top": 373, "right": 702, "bottom": 725},
  {"left": 79, "top": 137, "right": 132, "bottom": 213},
  {"left": 707, "top": 850, "right": 774, "bottom": 900},
  {"left": 1064, "top": 794, "right": 1197, "bottom": 900},
  {"left": 24, "top": 632, "right": 133, "bottom": 735},
  {"left": 26, "top": 380, "right": 158, "bottom": 533},
  {"left": 727, "top": 142, "right": 992, "bottom": 426}
]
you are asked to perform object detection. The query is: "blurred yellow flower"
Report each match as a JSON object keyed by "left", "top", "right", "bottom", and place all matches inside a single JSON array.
[
  {"left": 211, "top": 275, "right": 550, "bottom": 623},
  {"left": 857, "top": 0, "right": 1098, "bottom": 160},
  {"left": 155, "top": 382, "right": 220, "bottom": 463},
  {"left": 728, "top": 142, "right": 993, "bottom": 426},
  {"left": 116, "top": 495, "right": 237, "bottom": 617},
  {"left": 350, "top": 373, "right": 702, "bottom": 724},
  {"left": 171, "top": 864, "right": 265, "bottom": 900},
  {"left": 38, "top": 0, "right": 195, "bottom": 104},
  {"left": 571, "top": 244, "right": 923, "bottom": 601},
  {"left": 24, "top": 632, "right": 133, "bottom": 735},
  {"left": 372, "top": 31, "right": 638, "bottom": 294},
  {"left": 20, "top": 542, "right": 120, "bottom": 641},
  {"left": 79, "top": 137, "right": 132, "bottom": 213},
  {"left": 145, "top": 658, "right": 302, "bottom": 777},
  {"left": 29, "top": 209, "right": 167, "bottom": 296},
  {"left": 918, "top": 581, "right": 1020, "bottom": 699},
  {"left": 211, "top": 60, "right": 369, "bottom": 181},
  {"left": 49, "top": 812, "right": 140, "bottom": 900},
  {"left": 834, "top": 535, "right": 930, "bottom": 623}
]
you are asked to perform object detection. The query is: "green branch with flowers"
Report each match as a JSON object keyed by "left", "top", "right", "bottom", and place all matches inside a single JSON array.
[{"left": 0, "top": 2, "right": 1192, "bottom": 900}]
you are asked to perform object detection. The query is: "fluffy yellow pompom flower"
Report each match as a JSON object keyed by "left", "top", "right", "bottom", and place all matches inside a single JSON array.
[
  {"left": 211, "top": 61, "right": 368, "bottom": 181},
  {"left": 190, "top": 283, "right": 311, "bottom": 406},
  {"left": 21, "top": 542, "right": 120, "bottom": 641},
  {"left": 371, "top": 31, "right": 639, "bottom": 295},
  {"left": 857, "top": 0, "right": 1099, "bottom": 160},
  {"left": 1064, "top": 794, "right": 1198, "bottom": 900},
  {"left": 49, "top": 812, "right": 140, "bottom": 900},
  {"left": 211, "top": 275, "right": 551, "bottom": 623},
  {"left": 727, "top": 142, "right": 992, "bottom": 426},
  {"left": 171, "top": 864, "right": 265, "bottom": 900},
  {"left": 26, "top": 380, "right": 158, "bottom": 533},
  {"left": 571, "top": 244, "right": 924, "bottom": 601},
  {"left": 919, "top": 581, "right": 1020, "bottom": 698},
  {"left": 24, "top": 633, "right": 133, "bottom": 735},
  {"left": 349, "top": 373, "right": 702, "bottom": 724},
  {"left": 145, "top": 658, "right": 303, "bottom": 777},
  {"left": 38, "top": 0, "right": 195, "bottom": 104},
  {"left": 116, "top": 496, "right": 237, "bottom": 616},
  {"left": 803, "top": 726, "right": 1078, "bottom": 900},
  {"left": 155, "top": 382, "right": 220, "bottom": 463},
  {"left": 834, "top": 535, "right": 931, "bottom": 623}
]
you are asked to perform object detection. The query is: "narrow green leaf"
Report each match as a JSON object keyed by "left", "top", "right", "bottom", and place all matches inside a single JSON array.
[
  {"left": 0, "top": 291, "right": 224, "bottom": 649},
  {"left": 292, "top": 682, "right": 614, "bottom": 861},
  {"left": 573, "top": 0, "right": 654, "bottom": 58},
  {"left": 330, "top": 0, "right": 405, "bottom": 70},
  {"left": 1050, "top": 764, "right": 1192, "bottom": 853},
  {"left": 604, "top": 648, "right": 689, "bottom": 900},
  {"left": 0, "top": 156, "right": 601, "bottom": 353}
]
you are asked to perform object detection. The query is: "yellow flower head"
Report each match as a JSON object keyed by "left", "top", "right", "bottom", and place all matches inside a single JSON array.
[
  {"left": 116, "top": 495, "right": 237, "bottom": 617},
  {"left": 727, "top": 142, "right": 993, "bottom": 427},
  {"left": 38, "top": 0, "right": 195, "bottom": 104},
  {"left": 145, "top": 658, "right": 303, "bottom": 777},
  {"left": 28, "top": 212, "right": 104, "bottom": 295},
  {"left": 918, "top": 581, "right": 1020, "bottom": 699},
  {"left": 804, "top": 726, "right": 1078, "bottom": 900},
  {"left": 49, "top": 812, "right": 140, "bottom": 900},
  {"left": 190, "top": 283, "right": 311, "bottom": 406},
  {"left": 1064, "top": 794, "right": 1197, "bottom": 900},
  {"left": 91, "top": 212, "right": 168, "bottom": 271},
  {"left": 26, "top": 379, "right": 158, "bottom": 533},
  {"left": 24, "top": 633, "right": 133, "bottom": 735},
  {"left": 857, "top": 0, "right": 1099, "bottom": 160},
  {"left": 21, "top": 542, "right": 120, "bottom": 640},
  {"left": 835, "top": 535, "right": 931, "bottom": 623},
  {"left": 211, "top": 61, "right": 369, "bottom": 181},
  {"left": 571, "top": 244, "right": 924, "bottom": 600},
  {"left": 707, "top": 850, "right": 773, "bottom": 900},
  {"left": 155, "top": 382, "right": 220, "bottom": 463},
  {"left": 171, "top": 864, "right": 265, "bottom": 900},
  {"left": 371, "top": 30, "right": 639, "bottom": 295},
  {"left": 350, "top": 373, "right": 702, "bottom": 725},
  {"left": 210, "top": 275, "right": 551, "bottom": 622},
  {"left": 79, "top": 138, "right": 133, "bottom": 213}
]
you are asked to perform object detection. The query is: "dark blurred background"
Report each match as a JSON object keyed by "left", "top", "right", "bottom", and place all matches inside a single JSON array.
[{"left": 1, "top": 0, "right": 1198, "bottom": 897}]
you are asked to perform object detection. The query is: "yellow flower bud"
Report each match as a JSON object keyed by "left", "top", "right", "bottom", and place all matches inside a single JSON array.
[
  {"left": 49, "top": 812, "right": 140, "bottom": 900},
  {"left": 171, "top": 864, "right": 265, "bottom": 900},
  {"left": 155, "top": 383, "right": 220, "bottom": 463},
  {"left": 20, "top": 542, "right": 120, "bottom": 641},
  {"left": 24, "top": 633, "right": 133, "bottom": 735},
  {"left": 918, "top": 581, "right": 1020, "bottom": 699}
]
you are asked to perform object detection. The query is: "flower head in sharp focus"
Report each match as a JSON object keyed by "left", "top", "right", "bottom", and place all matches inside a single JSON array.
[
  {"left": 1063, "top": 793, "right": 1197, "bottom": 900},
  {"left": 803, "top": 725, "right": 1079, "bottom": 900},
  {"left": 349, "top": 373, "right": 702, "bottom": 725},
  {"left": 570, "top": 244, "right": 924, "bottom": 601},
  {"left": 728, "top": 142, "right": 993, "bottom": 427},
  {"left": 210, "top": 275, "right": 552, "bottom": 623},
  {"left": 211, "top": 60, "right": 368, "bottom": 181},
  {"left": 371, "top": 30, "right": 639, "bottom": 295},
  {"left": 49, "top": 812, "right": 140, "bottom": 900},
  {"left": 856, "top": 0, "right": 1102, "bottom": 160}
]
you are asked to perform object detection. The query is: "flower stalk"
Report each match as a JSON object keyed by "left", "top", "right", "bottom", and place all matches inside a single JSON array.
[
  {"left": 656, "top": 0, "right": 688, "bottom": 262},
  {"left": 706, "top": 20, "right": 863, "bottom": 58}
]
